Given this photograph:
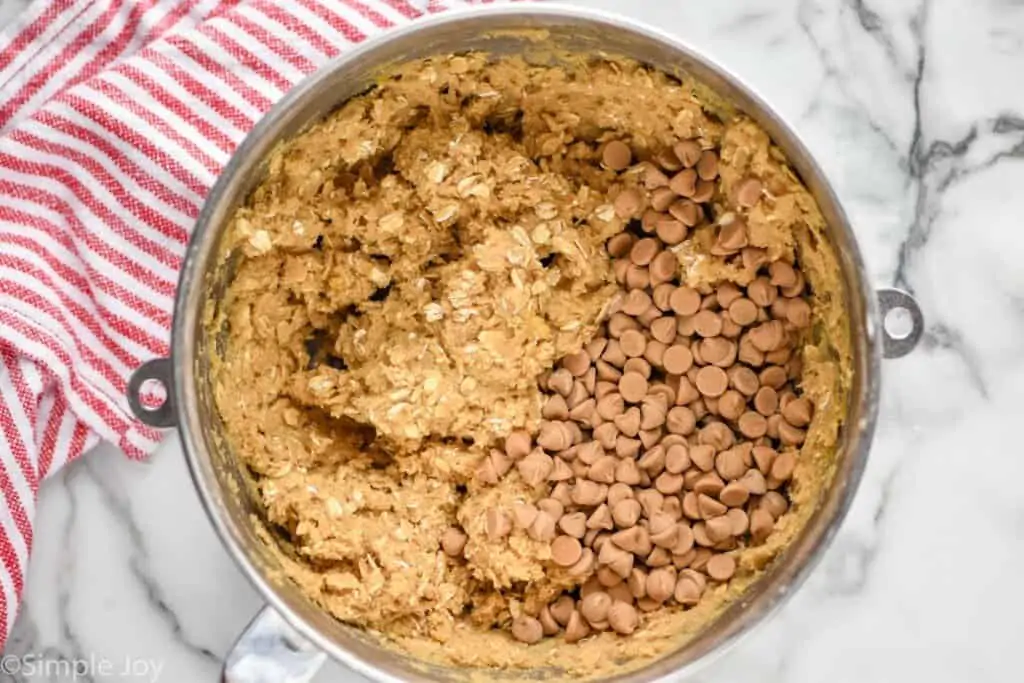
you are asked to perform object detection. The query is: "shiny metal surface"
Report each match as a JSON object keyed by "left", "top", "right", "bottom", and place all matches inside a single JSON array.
[
  {"left": 877, "top": 288, "right": 924, "bottom": 359},
  {"left": 138, "top": 4, "right": 906, "bottom": 681},
  {"left": 127, "top": 357, "right": 176, "bottom": 429},
  {"left": 222, "top": 606, "right": 327, "bottom": 683}
]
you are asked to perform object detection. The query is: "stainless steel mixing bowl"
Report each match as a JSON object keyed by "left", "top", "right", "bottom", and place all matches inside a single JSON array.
[{"left": 126, "top": 5, "right": 923, "bottom": 682}]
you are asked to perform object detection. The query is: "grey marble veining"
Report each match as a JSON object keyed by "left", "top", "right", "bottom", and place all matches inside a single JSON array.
[{"left": 4, "top": 0, "right": 1024, "bottom": 681}]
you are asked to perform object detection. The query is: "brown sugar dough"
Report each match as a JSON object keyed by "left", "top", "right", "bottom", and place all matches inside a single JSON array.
[{"left": 210, "top": 52, "right": 851, "bottom": 680}]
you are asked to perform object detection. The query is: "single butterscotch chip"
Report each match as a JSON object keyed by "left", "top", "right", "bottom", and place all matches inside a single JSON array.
[
  {"left": 542, "top": 394, "right": 569, "bottom": 421},
  {"left": 627, "top": 265, "right": 650, "bottom": 290},
  {"left": 669, "top": 168, "right": 697, "bottom": 197},
  {"left": 505, "top": 431, "right": 532, "bottom": 460},
  {"left": 693, "top": 309, "right": 723, "bottom": 338},
  {"left": 669, "top": 286, "right": 701, "bottom": 316},
  {"left": 696, "top": 150, "right": 719, "bottom": 181},
  {"left": 665, "top": 406, "right": 696, "bottom": 435},
  {"left": 550, "top": 596, "right": 576, "bottom": 626},
  {"left": 719, "top": 482, "right": 750, "bottom": 508},
  {"left": 737, "top": 411, "right": 768, "bottom": 439},
  {"left": 614, "top": 187, "right": 644, "bottom": 219},
  {"left": 511, "top": 616, "right": 544, "bottom": 644},
  {"left": 786, "top": 297, "right": 812, "bottom": 328},
  {"left": 602, "top": 140, "right": 633, "bottom": 170},
  {"left": 692, "top": 179, "right": 715, "bottom": 203},
  {"left": 538, "top": 605, "right": 560, "bottom": 636},
  {"left": 619, "top": 329, "right": 647, "bottom": 358},
  {"left": 749, "top": 508, "right": 774, "bottom": 544},
  {"left": 441, "top": 527, "right": 467, "bottom": 557},
  {"left": 717, "top": 390, "right": 745, "bottom": 421},
  {"left": 782, "top": 396, "right": 814, "bottom": 427},
  {"left": 769, "top": 260, "right": 797, "bottom": 288},
  {"left": 741, "top": 468, "right": 767, "bottom": 495},
  {"left": 552, "top": 535, "right": 584, "bottom": 567},
  {"left": 673, "top": 139, "right": 702, "bottom": 168},
  {"left": 529, "top": 511, "right": 558, "bottom": 542},
  {"left": 659, "top": 344, "right": 692, "bottom": 375},
  {"left": 655, "top": 146, "right": 683, "bottom": 172},
  {"left": 697, "top": 493, "right": 727, "bottom": 519},
  {"left": 735, "top": 177, "right": 762, "bottom": 207},
  {"left": 606, "top": 232, "right": 635, "bottom": 258},
  {"left": 564, "top": 610, "right": 591, "bottom": 643},
  {"left": 664, "top": 444, "right": 690, "bottom": 474},
  {"left": 650, "top": 250, "right": 678, "bottom": 285},
  {"left": 770, "top": 450, "right": 797, "bottom": 481},
  {"left": 650, "top": 186, "right": 676, "bottom": 212},
  {"left": 747, "top": 277, "right": 778, "bottom": 307},
  {"left": 574, "top": 480, "right": 608, "bottom": 507},
  {"left": 611, "top": 525, "right": 652, "bottom": 556},
  {"left": 693, "top": 472, "right": 726, "bottom": 497},
  {"left": 513, "top": 502, "right": 539, "bottom": 530},
  {"left": 486, "top": 509, "right": 512, "bottom": 540},
  {"left": 623, "top": 357, "right": 652, "bottom": 379},
  {"left": 559, "top": 512, "right": 587, "bottom": 539},
  {"left": 706, "top": 553, "right": 736, "bottom": 581},
  {"left": 758, "top": 365, "right": 787, "bottom": 389},
  {"left": 622, "top": 289, "right": 653, "bottom": 317},
  {"left": 673, "top": 574, "right": 702, "bottom": 606},
  {"left": 630, "top": 238, "right": 660, "bottom": 266},
  {"left": 615, "top": 458, "right": 642, "bottom": 486},
  {"left": 646, "top": 567, "right": 676, "bottom": 603},
  {"left": 753, "top": 386, "right": 778, "bottom": 416},
  {"left": 761, "top": 491, "right": 789, "bottom": 519},
  {"left": 619, "top": 372, "right": 649, "bottom": 403},
  {"left": 727, "top": 297, "right": 759, "bottom": 327},
  {"left": 778, "top": 420, "right": 806, "bottom": 446},
  {"left": 700, "top": 337, "right": 734, "bottom": 366},
  {"left": 695, "top": 366, "right": 728, "bottom": 397},
  {"left": 568, "top": 548, "right": 596, "bottom": 577},
  {"left": 607, "top": 601, "right": 639, "bottom": 635},
  {"left": 749, "top": 320, "right": 785, "bottom": 352},
  {"left": 611, "top": 498, "right": 643, "bottom": 528},
  {"left": 725, "top": 508, "right": 749, "bottom": 536}
]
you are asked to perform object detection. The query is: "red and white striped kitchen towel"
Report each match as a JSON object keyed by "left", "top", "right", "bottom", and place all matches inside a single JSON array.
[{"left": 0, "top": 0, "right": 507, "bottom": 646}]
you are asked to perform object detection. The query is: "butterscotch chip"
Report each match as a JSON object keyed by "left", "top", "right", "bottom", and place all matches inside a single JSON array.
[
  {"left": 513, "top": 502, "right": 540, "bottom": 530},
  {"left": 741, "top": 468, "right": 767, "bottom": 495},
  {"left": 673, "top": 575, "right": 701, "bottom": 606},
  {"left": 596, "top": 363, "right": 622, "bottom": 384},
  {"left": 768, "top": 260, "right": 797, "bottom": 288},
  {"left": 705, "top": 516, "right": 732, "bottom": 543},
  {"left": 700, "top": 337, "right": 733, "bottom": 366},
  {"left": 656, "top": 217, "right": 687, "bottom": 246},
  {"left": 441, "top": 527, "right": 467, "bottom": 557},
  {"left": 505, "top": 431, "right": 532, "bottom": 460},
  {"left": 537, "top": 422, "right": 573, "bottom": 453},
  {"left": 623, "top": 357, "right": 652, "bottom": 379},
  {"left": 782, "top": 397, "right": 814, "bottom": 427},
  {"left": 696, "top": 150, "right": 719, "bottom": 180},
  {"left": 649, "top": 250, "right": 678, "bottom": 285},
  {"left": 692, "top": 179, "right": 715, "bottom": 203},
  {"left": 719, "top": 482, "right": 750, "bottom": 508},
  {"left": 662, "top": 497, "right": 684, "bottom": 521},
  {"left": 486, "top": 509, "right": 512, "bottom": 540},
  {"left": 649, "top": 187, "right": 676, "bottom": 213},
  {"left": 738, "top": 335, "right": 765, "bottom": 366},
  {"left": 598, "top": 541, "right": 635, "bottom": 578},
  {"left": 676, "top": 315, "right": 697, "bottom": 337},
  {"left": 749, "top": 320, "right": 785, "bottom": 352},
  {"left": 564, "top": 610, "right": 591, "bottom": 643},
  {"left": 569, "top": 398, "right": 597, "bottom": 425},
  {"left": 612, "top": 525, "right": 652, "bottom": 556},
  {"left": 559, "top": 512, "right": 587, "bottom": 539},
  {"left": 725, "top": 508, "right": 749, "bottom": 536},
  {"left": 700, "top": 421, "right": 735, "bottom": 451},
  {"left": 766, "top": 414, "right": 783, "bottom": 439},
  {"left": 613, "top": 259, "right": 630, "bottom": 284},
  {"left": 655, "top": 146, "right": 683, "bottom": 171},
  {"left": 714, "top": 220, "right": 747, "bottom": 253},
  {"left": 511, "top": 616, "right": 544, "bottom": 644},
  {"left": 542, "top": 394, "right": 569, "bottom": 421},
  {"left": 606, "top": 232, "right": 634, "bottom": 258},
  {"left": 619, "top": 330, "right": 647, "bottom": 359},
  {"left": 614, "top": 187, "right": 644, "bottom": 219},
  {"left": 538, "top": 605, "right": 560, "bottom": 636},
  {"left": 655, "top": 471, "right": 684, "bottom": 494},
  {"left": 618, "top": 372, "right": 648, "bottom": 403},
  {"left": 596, "top": 393, "right": 625, "bottom": 421},
  {"left": 749, "top": 508, "right": 774, "bottom": 543},
  {"left": 673, "top": 139, "right": 702, "bottom": 167},
  {"left": 669, "top": 198, "right": 702, "bottom": 227},
  {"left": 604, "top": 601, "right": 637, "bottom": 636},
  {"left": 697, "top": 492, "right": 728, "bottom": 519},
  {"left": 588, "top": 454, "right": 618, "bottom": 484},
  {"left": 692, "top": 310, "right": 723, "bottom": 338},
  {"left": 648, "top": 512, "right": 676, "bottom": 546},
  {"left": 646, "top": 567, "right": 676, "bottom": 603},
  {"left": 615, "top": 458, "right": 642, "bottom": 486},
  {"left": 735, "top": 176, "right": 762, "bottom": 208},
  {"left": 639, "top": 400, "right": 667, "bottom": 431},
  {"left": 551, "top": 483, "right": 573, "bottom": 508},
  {"left": 714, "top": 448, "right": 746, "bottom": 481},
  {"left": 666, "top": 406, "right": 696, "bottom": 435},
  {"left": 761, "top": 491, "right": 789, "bottom": 519},
  {"left": 727, "top": 297, "right": 758, "bottom": 327},
  {"left": 669, "top": 168, "right": 697, "bottom": 197},
  {"left": 636, "top": 489, "right": 665, "bottom": 519},
  {"left": 770, "top": 450, "right": 797, "bottom": 481},
  {"left": 778, "top": 420, "right": 806, "bottom": 446},
  {"left": 758, "top": 365, "right": 787, "bottom": 389},
  {"left": 611, "top": 498, "right": 643, "bottom": 528},
  {"left": 552, "top": 535, "right": 584, "bottom": 567},
  {"left": 628, "top": 567, "right": 648, "bottom": 599},
  {"left": 751, "top": 386, "right": 777, "bottom": 416},
  {"left": 785, "top": 297, "right": 811, "bottom": 328},
  {"left": 717, "top": 390, "right": 745, "bottom": 421},
  {"left": 607, "top": 582, "right": 633, "bottom": 605},
  {"left": 603, "top": 140, "right": 633, "bottom": 170},
  {"left": 737, "top": 411, "right": 768, "bottom": 439},
  {"left": 693, "top": 472, "right": 726, "bottom": 497},
  {"left": 654, "top": 345, "right": 692, "bottom": 378},
  {"left": 706, "top": 553, "right": 736, "bottom": 581},
  {"left": 689, "top": 444, "right": 715, "bottom": 472},
  {"left": 550, "top": 596, "right": 576, "bottom": 627},
  {"left": 574, "top": 481, "right": 608, "bottom": 507},
  {"left": 665, "top": 444, "right": 691, "bottom": 474},
  {"left": 621, "top": 290, "right": 652, "bottom": 317},
  {"left": 529, "top": 511, "right": 558, "bottom": 542},
  {"left": 747, "top": 277, "right": 777, "bottom": 307},
  {"left": 616, "top": 436, "right": 641, "bottom": 458},
  {"left": 629, "top": 238, "right": 660, "bottom": 266},
  {"left": 695, "top": 366, "right": 728, "bottom": 397},
  {"left": 669, "top": 286, "right": 701, "bottom": 316}
]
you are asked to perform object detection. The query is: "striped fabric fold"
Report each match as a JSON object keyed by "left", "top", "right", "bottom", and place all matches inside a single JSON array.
[{"left": 0, "top": 0, "right": 494, "bottom": 647}]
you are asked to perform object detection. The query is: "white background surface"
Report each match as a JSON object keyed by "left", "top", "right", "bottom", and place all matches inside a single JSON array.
[{"left": 3, "top": 0, "right": 1024, "bottom": 681}]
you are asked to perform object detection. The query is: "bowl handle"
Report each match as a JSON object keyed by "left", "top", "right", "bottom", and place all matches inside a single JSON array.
[
  {"left": 127, "top": 357, "right": 177, "bottom": 428},
  {"left": 222, "top": 606, "right": 327, "bottom": 683},
  {"left": 876, "top": 288, "right": 924, "bottom": 359}
]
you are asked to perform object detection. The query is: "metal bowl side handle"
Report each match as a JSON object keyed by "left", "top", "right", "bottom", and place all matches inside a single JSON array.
[
  {"left": 877, "top": 288, "right": 924, "bottom": 359},
  {"left": 127, "top": 358, "right": 178, "bottom": 428},
  {"left": 223, "top": 606, "right": 327, "bottom": 683}
]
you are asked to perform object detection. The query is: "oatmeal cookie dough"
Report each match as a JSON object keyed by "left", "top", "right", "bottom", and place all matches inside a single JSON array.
[{"left": 210, "top": 53, "right": 850, "bottom": 679}]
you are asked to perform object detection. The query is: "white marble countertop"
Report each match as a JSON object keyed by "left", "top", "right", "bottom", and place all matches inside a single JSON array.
[{"left": 4, "top": 0, "right": 1024, "bottom": 681}]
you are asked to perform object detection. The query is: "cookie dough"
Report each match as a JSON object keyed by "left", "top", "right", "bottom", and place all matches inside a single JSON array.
[{"left": 210, "top": 53, "right": 850, "bottom": 679}]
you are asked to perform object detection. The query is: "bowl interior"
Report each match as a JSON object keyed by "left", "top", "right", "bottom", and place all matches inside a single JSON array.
[{"left": 175, "top": 6, "right": 879, "bottom": 682}]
